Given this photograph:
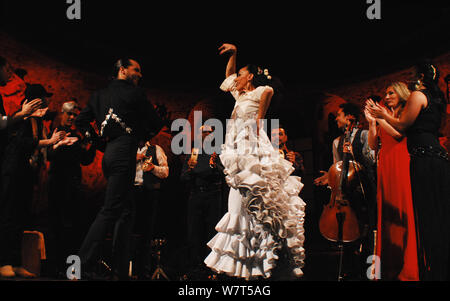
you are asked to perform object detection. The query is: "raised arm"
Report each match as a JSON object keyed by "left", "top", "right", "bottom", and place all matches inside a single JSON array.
[
  {"left": 6, "top": 98, "right": 44, "bottom": 128},
  {"left": 364, "top": 107, "right": 379, "bottom": 151},
  {"left": 366, "top": 91, "right": 427, "bottom": 133},
  {"left": 219, "top": 43, "right": 237, "bottom": 78}
]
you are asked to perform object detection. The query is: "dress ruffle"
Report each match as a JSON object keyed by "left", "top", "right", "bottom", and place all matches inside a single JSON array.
[
  {"left": 204, "top": 211, "right": 281, "bottom": 279},
  {"left": 205, "top": 116, "right": 306, "bottom": 279}
]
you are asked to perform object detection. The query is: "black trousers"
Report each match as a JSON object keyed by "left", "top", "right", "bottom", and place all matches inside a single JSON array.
[
  {"left": 410, "top": 156, "right": 450, "bottom": 281},
  {"left": 186, "top": 188, "right": 223, "bottom": 269},
  {"left": 0, "top": 165, "right": 33, "bottom": 267},
  {"left": 79, "top": 136, "right": 137, "bottom": 279},
  {"left": 132, "top": 185, "right": 160, "bottom": 277},
  {"left": 47, "top": 172, "right": 83, "bottom": 275}
]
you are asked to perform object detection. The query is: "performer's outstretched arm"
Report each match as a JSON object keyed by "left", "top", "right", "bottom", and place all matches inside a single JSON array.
[{"left": 219, "top": 43, "right": 237, "bottom": 78}]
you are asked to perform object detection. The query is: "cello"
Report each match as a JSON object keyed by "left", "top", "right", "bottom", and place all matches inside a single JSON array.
[{"left": 319, "top": 120, "right": 363, "bottom": 243}]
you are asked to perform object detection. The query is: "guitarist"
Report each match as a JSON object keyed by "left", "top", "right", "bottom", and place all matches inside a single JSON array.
[{"left": 314, "top": 102, "right": 377, "bottom": 279}]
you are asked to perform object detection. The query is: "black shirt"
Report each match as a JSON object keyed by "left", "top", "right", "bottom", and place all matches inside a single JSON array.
[
  {"left": 181, "top": 152, "right": 224, "bottom": 188},
  {"left": 47, "top": 126, "right": 96, "bottom": 178},
  {"left": 1, "top": 117, "right": 39, "bottom": 175},
  {"left": 75, "top": 79, "right": 162, "bottom": 143}
]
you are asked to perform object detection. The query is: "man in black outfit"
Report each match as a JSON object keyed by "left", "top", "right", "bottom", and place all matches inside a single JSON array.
[
  {"left": 180, "top": 125, "right": 226, "bottom": 278},
  {"left": 271, "top": 127, "right": 305, "bottom": 178},
  {"left": 75, "top": 58, "right": 162, "bottom": 280}
]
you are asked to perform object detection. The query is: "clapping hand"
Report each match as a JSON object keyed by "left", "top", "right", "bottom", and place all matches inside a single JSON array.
[
  {"left": 364, "top": 107, "right": 376, "bottom": 124},
  {"left": 50, "top": 129, "right": 67, "bottom": 143},
  {"left": 53, "top": 131, "right": 78, "bottom": 149},
  {"left": 366, "top": 98, "right": 388, "bottom": 119},
  {"left": 142, "top": 160, "right": 155, "bottom": 172},
  {"left": 21, "top": 98, "right": 44, "bottom": 118},
  {"left": 286, "top": 151, "right": 296, "bottom": 164},
  {"left": 187, "top": 157, "right": 197, "bottom": 169},
  {"left": 30, "top": 107, "right": 49, "bottom": 118}
]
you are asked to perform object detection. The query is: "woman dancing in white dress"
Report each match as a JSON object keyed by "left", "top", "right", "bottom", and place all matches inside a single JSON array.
[{"left": 204, "top": 43, "right": 306, "bottom": 279}]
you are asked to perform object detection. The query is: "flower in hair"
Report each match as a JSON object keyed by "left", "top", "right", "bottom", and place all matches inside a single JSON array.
[{"left": 263, "top": 68, "right": 272, "bottom": 80}]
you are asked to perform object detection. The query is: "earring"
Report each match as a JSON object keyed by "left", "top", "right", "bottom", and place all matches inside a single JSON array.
[{"left": 414, "top": 79, "right": 422, "bottom": 90}]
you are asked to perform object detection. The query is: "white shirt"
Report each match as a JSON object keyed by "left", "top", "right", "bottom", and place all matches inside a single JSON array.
[
  {"left": 134, "top": 143, "right": 169, "bottom": 186},
  {"left": 332, "top": 127, "right": 375, "bottom": 164},
  {"left": 220, "top": 73, "right": 273, "bottom": 120}
]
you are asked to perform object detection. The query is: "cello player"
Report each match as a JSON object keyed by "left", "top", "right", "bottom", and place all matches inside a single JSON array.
[{"left": 314, "top": 102, "right": 377, "bottom": 279}]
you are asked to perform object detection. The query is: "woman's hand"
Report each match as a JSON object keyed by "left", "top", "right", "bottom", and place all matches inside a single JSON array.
[
  {"left": 220, "top": 43, "right": 237, "bottom": 77},
  {"left": 364, "top": 108, "right": 376, "bottom": 124},
  {"left": 366, "top": 99, "right": 388, "bottom": 119},
  {"left": 218, "top": 43, "right": 237, "bottom": 55}
]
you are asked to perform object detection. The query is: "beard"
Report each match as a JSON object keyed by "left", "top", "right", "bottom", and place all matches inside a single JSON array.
[{"left": 125, "top": 74, "right": 141, "bottom": 86}]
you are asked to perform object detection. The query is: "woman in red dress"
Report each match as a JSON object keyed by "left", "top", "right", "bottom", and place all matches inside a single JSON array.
[{"left": 365, "top": 82, "right": 419, "bottom": 280}]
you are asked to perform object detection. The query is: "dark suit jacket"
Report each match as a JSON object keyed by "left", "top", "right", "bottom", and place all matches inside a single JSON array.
[{"left": 75, "top": 79, "right": 162, "bottom": 144}]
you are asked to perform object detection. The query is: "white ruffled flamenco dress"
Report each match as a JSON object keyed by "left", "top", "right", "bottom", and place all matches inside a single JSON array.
[{"left": 204, "top": 74, "right": 306, "bottom": 279}]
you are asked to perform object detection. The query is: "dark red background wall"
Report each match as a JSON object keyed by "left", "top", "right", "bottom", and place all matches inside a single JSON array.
[{"left": 1, "top": 30, "right": 449, "bottom": 253}]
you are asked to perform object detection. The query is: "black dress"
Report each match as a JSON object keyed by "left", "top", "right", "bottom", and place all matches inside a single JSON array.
[{"left": 406, "top": 89, "right": 450, "bottom": 281}]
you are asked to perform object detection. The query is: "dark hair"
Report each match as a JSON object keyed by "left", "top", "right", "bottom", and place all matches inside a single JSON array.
[
  {"left": 244, "top": 64, "right": 272, "bottom": 88},
  {"left": 243, "top": 64, "right": 285, "bottom": 120},
  {"left": 113, "top": 58, "right": 134, "bottom": 79},
  {"left": 339, "top": 102, "right": 361, "bottom": 121},
  {"left": 0, "top": 56, "right": 6, "bottom": 68},
  {"left": 415, "top": 59, "right": 446, "bottom": 111}
]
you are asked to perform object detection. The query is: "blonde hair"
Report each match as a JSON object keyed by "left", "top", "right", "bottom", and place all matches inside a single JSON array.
[
  {"left": 387, "top": 81, "right": 411, "bottom": 105},
  {"left": 61, "top": 101, "right": 79, "bottom": 113}
]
